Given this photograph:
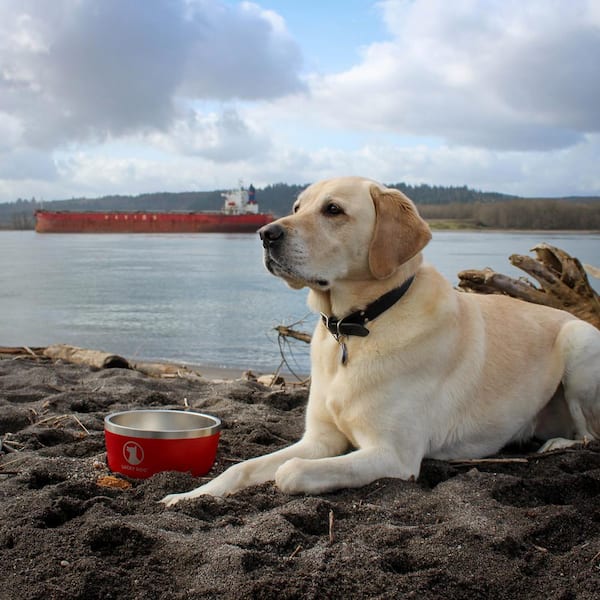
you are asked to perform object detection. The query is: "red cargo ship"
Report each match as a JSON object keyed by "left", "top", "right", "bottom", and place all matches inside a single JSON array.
[{"left": 35, "top": 184, "right": 273, "bottom": 234}]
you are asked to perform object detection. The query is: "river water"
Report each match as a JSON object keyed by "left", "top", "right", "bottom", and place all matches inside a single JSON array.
[{"left": 1, "top": 230, "right": 598, "bottom": 373}]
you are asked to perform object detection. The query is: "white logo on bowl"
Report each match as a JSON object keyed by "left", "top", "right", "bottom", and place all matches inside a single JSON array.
[{"left": 123, "top": 441, "right": 144, "bottom": 465}]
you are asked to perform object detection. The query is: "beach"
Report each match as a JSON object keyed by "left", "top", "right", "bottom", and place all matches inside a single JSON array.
[{"left": 1, "top": 352, "right": 599, "bottom": 599}]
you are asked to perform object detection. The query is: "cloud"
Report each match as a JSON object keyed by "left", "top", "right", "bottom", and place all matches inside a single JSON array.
[
  {"left": 0, "top": 0, "right": 304, "bottom": 148},
  {"left": 229, "top": 128, "right": 600, "bottom": 197},
  {"left": 0, "top": 112, "right": 24, "bottom": 150},
  {"left": 307, "top": 0, "right": 600, "bottom": 151},
  {"left": 52, "top": 150, "right": 270, "bottom": 198},
  {"left": 1, "top": 0, "right": 600, "bottom": 201},
  {"left": 152, "top": 107, "right": 271, "bottom": 161},
  {"left": 6, "top": 131, "right": 600, "bottom": 201},
  {"left": 179, "top": 1, "right": 304, "bottom": 100}
]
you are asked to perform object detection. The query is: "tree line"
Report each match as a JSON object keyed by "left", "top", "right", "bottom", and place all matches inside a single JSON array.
[
  {"left": 1, "top": 183, "right": 598, "bottom": 230},
  {"left": 418, "top": 199, "right": 600, "bottom": 229}
]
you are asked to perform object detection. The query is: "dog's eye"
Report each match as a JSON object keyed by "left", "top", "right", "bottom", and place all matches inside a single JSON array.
[
  {"left": 292, "top": 204, "right": 300, "bottom": 214},
  {"left": 324, "top": 202, "right": 343, "bottom": 216}
]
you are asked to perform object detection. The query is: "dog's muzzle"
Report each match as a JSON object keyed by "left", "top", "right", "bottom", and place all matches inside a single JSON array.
[
  {"left": 259, "top": 223, "right": 285, "bottom": 249},
  {"left": 258, "top": 222, "right": 328, "bottom": 288},
  {"left": 258, "top": 222, "right": 287, "bottom": 277}
]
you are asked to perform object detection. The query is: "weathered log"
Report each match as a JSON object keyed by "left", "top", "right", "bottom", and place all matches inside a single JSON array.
[
  {"left": 131, "top": 361, "right": 204, "bottom": 379},
  {"left": 458, "top": 243, "right": 600, "bottom": 329},
  {"left": 455, "top": 269, "right": 551, "bottom": 304},
  {"left": 43, "top": 344, "right": 131, "bottom": 369}
]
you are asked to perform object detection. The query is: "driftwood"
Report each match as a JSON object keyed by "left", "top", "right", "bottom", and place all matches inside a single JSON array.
[
  {"left": 129, "top": 361, "right": 204, "bottom": 379},
  {"left": 0, "top": 346, "right": 45, "bottom": 356},
  {"left": 274, "top": 325, "right": 312, "bottom": 344},
  {"left": 43, "top": 344, "right": 131, "bottom": 369},
  {"left": 458, "top": 243, "right": 600, "bottom": 329},
  {"left": 0, "top": 345, "right": 214, "bottom": 379}
]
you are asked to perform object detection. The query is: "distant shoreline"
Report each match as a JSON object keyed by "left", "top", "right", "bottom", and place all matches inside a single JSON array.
[
  {"left": 429, "top": 226, "right": 600, "bottom": 234},
  {"left": 1, "top": 225, "right": 599, "bottom": 234}
]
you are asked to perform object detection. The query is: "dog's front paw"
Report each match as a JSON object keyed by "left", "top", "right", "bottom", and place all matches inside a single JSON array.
[
  {"left": 275, "top": 457, "right": 316, "bottom": 495},
  {"left": 160, "top": 476, "right": 234, "bottom": 506},
  {"left": 160, "top": 492, "right": 191, "bottom": 507}
]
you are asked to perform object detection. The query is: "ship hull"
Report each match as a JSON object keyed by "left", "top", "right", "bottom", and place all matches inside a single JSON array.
[{"left": 35, "top": 211, "right": 274, "bottom": 234}]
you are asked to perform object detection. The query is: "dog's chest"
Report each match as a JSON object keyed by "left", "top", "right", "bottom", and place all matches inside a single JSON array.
[
  {"left": 313, "top": 331, "right": 379, "bottom": 443},
  {"left": 320, "top": 365, "right": 371, "bottom": 447},
  {"left": 324, "top": 390, "right": 360, "bottom": 447}
]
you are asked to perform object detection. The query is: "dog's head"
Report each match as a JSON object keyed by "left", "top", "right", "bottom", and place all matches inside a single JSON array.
[{"left": 258, "top": 176, "right": 431, "bottom": 290}]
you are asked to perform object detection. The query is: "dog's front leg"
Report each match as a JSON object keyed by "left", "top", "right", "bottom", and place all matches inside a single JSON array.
[
  {"left": 275, "top": 446, "right": 422, "bottom": 495},
  {"left": 161, "top": 430, "right": 348, "bottom": 506}
]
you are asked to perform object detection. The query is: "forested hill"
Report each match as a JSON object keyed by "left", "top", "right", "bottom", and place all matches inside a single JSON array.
[
  {"left": 2, "top": 182, "right": 599, "bottom": 230},
  {"left": 6, "top": 182, "right": 600, "bottom": 214}
]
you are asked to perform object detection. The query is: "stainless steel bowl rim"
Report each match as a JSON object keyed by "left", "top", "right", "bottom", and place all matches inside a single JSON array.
[{"left": 104, "top": 409, "right": 221, "bottom": 439}]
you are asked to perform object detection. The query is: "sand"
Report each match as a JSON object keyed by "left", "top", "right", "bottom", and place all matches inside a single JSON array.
[{"left": 0, "top": 354, "right": 599, "bottom": 599}]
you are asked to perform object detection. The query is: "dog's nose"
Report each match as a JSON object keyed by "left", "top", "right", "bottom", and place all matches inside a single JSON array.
[{"left": 259, "top": 223, "right": 285, "bottom": 248}]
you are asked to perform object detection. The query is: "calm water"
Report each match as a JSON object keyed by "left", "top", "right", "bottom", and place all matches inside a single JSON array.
[{"left": 1, "top": 230, "right": 598, "bottom": 372}]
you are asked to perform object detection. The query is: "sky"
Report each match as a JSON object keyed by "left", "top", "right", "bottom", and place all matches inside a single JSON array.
[{"left": 1, "top": 0, "right": 599, "bottom": 203}]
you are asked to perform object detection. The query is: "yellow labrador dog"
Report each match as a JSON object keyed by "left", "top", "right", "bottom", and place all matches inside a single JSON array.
[{"left": 162, "top": 176, "right": 600, "bottom": 506}]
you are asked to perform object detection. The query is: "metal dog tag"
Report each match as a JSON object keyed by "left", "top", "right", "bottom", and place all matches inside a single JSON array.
[{"left": 340, "top": 340, "right": 348, "bottom": 365}]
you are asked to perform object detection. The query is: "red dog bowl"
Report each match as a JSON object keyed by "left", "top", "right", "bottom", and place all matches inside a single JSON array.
[{"left": 104, "top": 410, "right": 221, "bottom": 479}]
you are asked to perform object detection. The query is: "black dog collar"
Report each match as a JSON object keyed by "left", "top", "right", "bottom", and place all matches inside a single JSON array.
[{"left": 321, "top": 275, "right": 415, "bottom": 341}]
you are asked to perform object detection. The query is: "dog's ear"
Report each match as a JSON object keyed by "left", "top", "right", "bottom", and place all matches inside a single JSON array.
[{"left": 368, "top": 185, "right": 432, "bottom": 279}]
